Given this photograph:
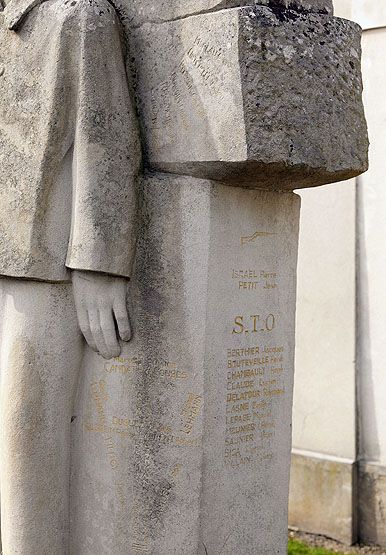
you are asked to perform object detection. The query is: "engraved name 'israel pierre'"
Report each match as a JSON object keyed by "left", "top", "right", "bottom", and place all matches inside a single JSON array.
[{"left": 0, "top": 0, "right": 140, "bottom": 551}]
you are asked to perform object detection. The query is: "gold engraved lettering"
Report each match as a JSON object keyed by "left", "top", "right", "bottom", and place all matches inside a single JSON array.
[
  {"left": 232, "top": 269, "right": 279, "bottom": 292},
  {"left": 232, "top": 269, "right": 259, "bottom": 279},
  {"left": 241, "top": 231, "right": 276, "bottom": 246},
  {"left": 180, "top": 393, "right": 202, "bottom": 435},
  {"left": 227, "top": 380, "right": 255, "bottom": 391},
  {"left": 171, "top": 464, "right": 182, "bottom": 478},
  {"left": 263, "top": 345, "right": 284, "bottom": 354},
  {"left": 226, "top": 423, "right": 256, "bottom": 435},
  {"left": 226, "top": 402, "right": 250, "bottom": 414},
  {"left": 232, "top": 314, "right": 277, "bottom": 335},
  {"left": 232, "top": 316, "right": 244, "bottom": 335},
  {"left": 105, "top": 357, "right": 142, "bottom": 374},
  {"left": 227, "top": 390, "right": 261, "bottom": 403},
  {"left": 227, "top": 346, "right": 260, "bottom": 357},
  {"left": 225, "top": 434, "right": 254, "bottom": 446},
  {"left": 226, "top": 414, "right": 251, "bottom": 425},
  {"left": 223, "top": 338, "right": 286, "bottom": 468},
  {"left": 239, "top": 281, "right": 258, "bottom": 290}
]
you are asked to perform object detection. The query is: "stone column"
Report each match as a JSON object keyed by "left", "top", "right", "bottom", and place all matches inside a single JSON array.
[
  {"left": 70, "top": 2, "right": 368, "bottom": 553},
  {"left": 70, "top": 176, "right": 300, "bottom": 554}
]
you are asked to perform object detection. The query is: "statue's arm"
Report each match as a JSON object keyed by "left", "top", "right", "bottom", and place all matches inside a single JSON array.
[{"left": 66, "top": 1, "right": 141, "bottom": 358}]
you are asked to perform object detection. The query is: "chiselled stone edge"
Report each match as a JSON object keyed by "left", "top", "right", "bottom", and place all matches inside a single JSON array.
[
  {"left": 147, "top": 160, "right": 367, "bottom": 192},
  {"left": 117, "top": 0, "right": 333, "bottom": 29},
  {"left": 289, "top": 449, "right": 357, "bottom": 545}
]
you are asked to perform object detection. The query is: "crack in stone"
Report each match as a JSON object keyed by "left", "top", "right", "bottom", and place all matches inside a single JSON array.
[{"left": 123, "top": 1, "right": 331, "bottom": 29}]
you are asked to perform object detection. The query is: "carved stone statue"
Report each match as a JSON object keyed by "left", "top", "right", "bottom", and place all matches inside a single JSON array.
[
  {"left": 0, "top": 0, "right": 369, "bottom": 553},
  {"left": 0, "top": 0, "right": 140, "bottom": 551}
]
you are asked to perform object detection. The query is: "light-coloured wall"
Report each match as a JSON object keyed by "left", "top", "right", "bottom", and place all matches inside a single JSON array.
[
  {"left": 334, "top": 0, "right": 386, "bottom": 29},
  {"left": 351, "top": 1, "right": 386, "bottom": 30},
  {"left": 290, "top": 0, "right": 386, "bottom": 545},
  {"left": 289, "top": 2, "right": 364, "bottom": 543},
  {"left": 289, "top": 181, "right": 357, "bottom": 544},
  {"left": 292, "top": 183, "right": 356, "bottom": 461},
  {"left": 334, "top": 0, "right": 352, "bottom": 19},
  {"left": 358, "top": 27, "right": 386, "bottom": 466}
]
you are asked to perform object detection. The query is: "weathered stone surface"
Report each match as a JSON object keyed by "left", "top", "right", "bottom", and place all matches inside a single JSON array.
[
  {"left": 289, "top": 450, "right": 357, "bottom": 545},
  {"left": 70, "top": 173, "right": 300, "bottom": 554},
  {"left": 0, "top": 278, "right": 83, "bottom": 554},
  {"left": 130, "top": 7, "right": 368, "bottom": 190},
  {"left": 114, "top": 0, "right": 333, "bottom": 28},
  {"left": 359, "top": 462, "right": 386, "bottom": 547},
  {"left": 0, "top": 0, "right": 141, "bottom": 282}
]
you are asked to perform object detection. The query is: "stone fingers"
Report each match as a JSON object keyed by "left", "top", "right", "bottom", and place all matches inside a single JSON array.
[
  {"left": 77, "top": 306, "right": 98, "bottom": 352},
  {"left": 88, "top": 308, "right": 110, "bottom": 359},
  {"left": 113, "top": 300, "right": 132, "bottom": 342},
  {"left": 99, "top": 307, "right": 121, "bottom": 359}
]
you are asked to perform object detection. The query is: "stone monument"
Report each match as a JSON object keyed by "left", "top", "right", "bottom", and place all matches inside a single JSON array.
[{"left": 0, "top": 0, "right": 368, "bottom": 554}]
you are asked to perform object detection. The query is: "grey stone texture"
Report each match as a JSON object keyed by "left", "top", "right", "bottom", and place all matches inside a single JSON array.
[
  {"left": 71, "top": 173, "right": 300, "bottom": 554},
  {"left": 115, "top": 0, "right": 333, "bottom": 28},
  {"left": 358, "top": 462, "right": 386, "bottom": 547},
  {"left": 0, "top": 0, "right": 369, "bottom": 553},
  {"left": 289, "top": 451, "right": 357, "bottom": 545},
  {"left": 130, "top": 6, "right": 368, "bottom": 190},
  {"left": 0, "top": 0, "right": 141, "bottom": 281},
  {"left": 0, "top": 278, "right": 84, "bottom": 554}
]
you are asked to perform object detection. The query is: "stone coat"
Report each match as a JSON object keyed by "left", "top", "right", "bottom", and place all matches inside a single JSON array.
[{"left": 0, "top": 0, "right": 141, "bottom": 282}]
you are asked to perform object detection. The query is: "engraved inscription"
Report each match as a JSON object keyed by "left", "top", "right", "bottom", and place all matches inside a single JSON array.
[
  {"left": 232, "top": 313, "right": 277, "bottom": 335},
  {"left": 224, "top": 343, "right": 286, "bottom": 468},
  {"left": 232, "top": 269, "right": 278, "bottom": 291},
  {"left": 180, "top": 393, "right": 203, "bottom": 436},
  {"left": 240, "top": 232, "right": 276, "bottom": 246}
]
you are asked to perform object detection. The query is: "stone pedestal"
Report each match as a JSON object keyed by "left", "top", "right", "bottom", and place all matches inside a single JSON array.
[
  {"left": 70, "top": 174, "right": 300, "bottom": 554},
  {"left": 66, "top": 3, "right": 367, "bottom": 553}
]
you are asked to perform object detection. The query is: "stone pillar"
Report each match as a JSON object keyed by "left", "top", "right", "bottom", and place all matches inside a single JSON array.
[
  {"left": 69, "top": 2, "right": 368, "bottom": 553},
  {"left": 70, "top": 175, "right": 300, "bottom": 554}
]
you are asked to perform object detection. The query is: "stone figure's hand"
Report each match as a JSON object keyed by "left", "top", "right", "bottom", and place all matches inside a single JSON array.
[{"left": 72, "top": 270, "right": 132, "bottom": 359}]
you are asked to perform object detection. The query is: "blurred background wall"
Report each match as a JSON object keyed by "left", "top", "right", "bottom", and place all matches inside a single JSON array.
[{"left": 290, "top": 0, "right": 386, "bottom": 545}]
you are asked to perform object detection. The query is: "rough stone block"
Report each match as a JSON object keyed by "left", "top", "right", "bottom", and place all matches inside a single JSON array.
[
  {"left": 289, "top": 450, "right": 357, "bottom": 545},
  {"left": 130, "top": 7, "right": 368, "bottom": 190},
  {"left": 114, "top": 0, "right": 333, "bottom": 28},
  {"left": 359, "top": 462, "right": 386, "bottom": 546},
  {"left": 70, "top": 174, "right": 300, "bottom": 554}
]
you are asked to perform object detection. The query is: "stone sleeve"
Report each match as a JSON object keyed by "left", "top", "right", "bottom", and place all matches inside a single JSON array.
[{"left": 65, "top": 0, "right": 141, "bottom": 279}]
